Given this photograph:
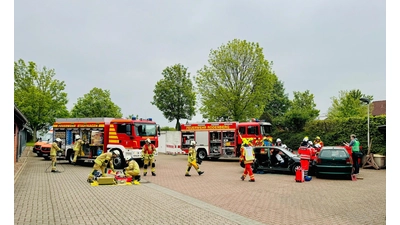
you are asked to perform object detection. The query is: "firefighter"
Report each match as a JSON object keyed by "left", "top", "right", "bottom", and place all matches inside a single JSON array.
[
  {"left": 72, "top": 135, "right": 85, "bottom": 164},
  {"left": 124, "top": 158, "right": 141, "bottom": 185},
  {"left": 185, "top": 141, "right": 204, "bottom": 176},
  {"left": 300, "top": 136, "right": 309, "bottom": 147},
  {"left": 142, "top": 138, "right": 157, "bottom": 176},
  {"left": 313, "top": 136, "right": 324, "bottom": 148},
  {"left": 263, "top": 136, "right": 273, "bottom": 146},
  {"left": 239, "top": 139, "right": 255, "bottom": 182},
  {"left": 50, "top": 138, "right": 62, "bottom": 173},
  {"left": 87, "top": 150, "right": 119, "bottom": 183}
]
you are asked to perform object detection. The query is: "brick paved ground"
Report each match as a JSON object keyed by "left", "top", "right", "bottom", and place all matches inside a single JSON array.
[{"left": 14, "top": 147, "right": 386, "bottom": 225}]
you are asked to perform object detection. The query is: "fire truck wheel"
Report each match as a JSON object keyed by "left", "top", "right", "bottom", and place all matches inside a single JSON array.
[
  {"left": 136, "top": 159, "right": 144, "bottom": 168},
  {"left": 197, "top": 149, "right": 207, "bottom": 160},
  {"left": 67, "top": 151, "right": 74, "bottom": 164}
]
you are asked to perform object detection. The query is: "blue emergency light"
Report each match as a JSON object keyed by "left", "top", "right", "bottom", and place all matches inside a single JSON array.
[
  {"left": 148, "top": 118, "right": 152, "bottom": 121},
  {"left": 132, "top": 117, "right": 136, "bottom": 120}
]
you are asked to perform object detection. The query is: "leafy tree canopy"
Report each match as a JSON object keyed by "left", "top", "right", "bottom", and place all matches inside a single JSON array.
[
  {"left": 152, "top": 64, "right": 196, "bottom": 130},
  {"left": 327, "top": 89, "right": 373, "bottom": 118},
  {"left": 281, "top": 90, "right": 320, "bottom": 131},
  {"left": 14, "top": 59, "right": 69, "bottom": 140},
  {"left": 260, "top": 79, "right": 290, "bottom": 123},
  {"left": 70, "top": 87, "right": 123, "bottom": 118},
  {"left": 195, "top": 39, "right": 277, "bottom": 121}
]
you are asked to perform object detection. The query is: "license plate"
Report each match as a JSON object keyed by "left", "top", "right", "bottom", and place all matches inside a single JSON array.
[{"left": 42, "top": 154, "right": 48, "bottom": 156}]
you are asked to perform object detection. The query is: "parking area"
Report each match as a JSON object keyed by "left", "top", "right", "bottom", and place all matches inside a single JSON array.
[{"left": 14, "top": 149, "right": 386, "bottom": 225}]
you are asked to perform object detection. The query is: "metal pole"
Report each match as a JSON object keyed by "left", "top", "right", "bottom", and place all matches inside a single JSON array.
[{"left": 367, "top": 103, "right": 370, "bottom": 151}]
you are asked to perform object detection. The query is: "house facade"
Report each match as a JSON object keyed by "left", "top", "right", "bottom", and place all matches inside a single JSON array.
[{"left": 14, "top": 104, "right": 29, "bottom": 163}]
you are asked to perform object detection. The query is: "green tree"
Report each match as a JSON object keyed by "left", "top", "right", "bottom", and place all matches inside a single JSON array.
[
  {"left": 70, "top": 87, "right": 123, "bottom": 118},
  {"left": 152, "top": 64, "right": 196, "bottom": 130},
  {"left": 195, "top": 39, "right": 277, "bottom": 121},
  {"left": 14, "top": 59, "right": 69, "bottom": 141},
  {"left": 327, "top": 89, "right": 373, "bottom": 118},
  {"left": 282, "top": 90, "right": 320, "bottom": 131},
  {"left": 259, "top": 79, "right": 290, "bottom": 123}
]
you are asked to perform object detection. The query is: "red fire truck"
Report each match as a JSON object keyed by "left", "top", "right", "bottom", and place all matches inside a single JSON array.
[
  {"left": 48, "top": 117, "right": 160, "bottom": 168},
  {"left": 180, "top": 120, "right": 272, "bottom": 160}
]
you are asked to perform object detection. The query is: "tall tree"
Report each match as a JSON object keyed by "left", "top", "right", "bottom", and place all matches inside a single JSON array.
[
  {"left": 260, "top": 79, "right": 290, "bottom": 123},
  {"left": 327, "top": 89, "right": 373, "bottom": 118},
  {"left": 14, "top": 59, "right": 69, "bottom": 141},
  {"left": 152, "top": 64, "right": 196, "bottom": 130},
  {"left": 195, "top": 39, "right": 277, "bottom": 121},
  {"left": 282, "top": 90, "right": 320, "bottom": 131},
  {"left": 70, "top": 87, "right": 123, "bottom": 118}
]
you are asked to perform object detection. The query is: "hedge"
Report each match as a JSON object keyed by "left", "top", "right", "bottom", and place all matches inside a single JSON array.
[{"left": 272, "top": 115, "right": 386, "bottom": 155}]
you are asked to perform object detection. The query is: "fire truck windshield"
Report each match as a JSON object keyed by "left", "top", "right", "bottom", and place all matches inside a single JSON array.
[
  {"left": 261, "top": 124, "right": 272, "bottom": 136},
  {"left": 134, "top": 123, "right": 157, "bottom": 136}
]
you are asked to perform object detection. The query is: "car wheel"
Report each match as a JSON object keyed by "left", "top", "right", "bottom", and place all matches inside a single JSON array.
[
  {"left": 291, "top": 163, "right": 301, "bottom": 174},
  {"left": 197, "top": 149, "right": 207, "bottom": 160},
  {"left": 135, "top": 158, "right": 144, "bottom": 168}
]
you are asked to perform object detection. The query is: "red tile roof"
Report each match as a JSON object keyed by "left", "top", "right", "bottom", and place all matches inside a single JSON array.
[{"left": 372, "top": 100, "right": 386, "bottom": 116}]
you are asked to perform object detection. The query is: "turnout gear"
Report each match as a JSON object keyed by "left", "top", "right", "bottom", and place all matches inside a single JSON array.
[
  {"left": 87, "top": 152, "right": 117, "bottom": 182},
  {"left": 239, "top": 143, "right": 255, "bottom": 182},
  {"left": 50, "top": 139, "right": 62, "bottom": 172},
  {"left": 185, "top": 142, "right": 204, "bottom": 176},
  {"left": 313, "top": 136, "right": 324, "bottom": 148},
  {"left": 72, "top": 136, "right": 85, "bottom": 163},
  {"left": 142, "top": 140, "right": 157, "bottom": 176},
  {"left": 124, "top": 158, "right": 141, "bottom": 185}
]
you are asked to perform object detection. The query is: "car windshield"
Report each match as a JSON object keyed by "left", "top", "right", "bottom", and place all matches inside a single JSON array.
[
  {"left": 134, "top": 123, "right": 157, "bottom": 136},
  {"left": 43, "top": 133, "right": 53, "bottom": 142},
  {"left": 320, "top": 149, "right": 348, "bottom": 158}
]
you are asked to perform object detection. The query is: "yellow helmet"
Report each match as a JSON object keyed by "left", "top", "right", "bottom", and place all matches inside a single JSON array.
[{"left": 315, "top": 136, "right": 320, "bottom": 140}]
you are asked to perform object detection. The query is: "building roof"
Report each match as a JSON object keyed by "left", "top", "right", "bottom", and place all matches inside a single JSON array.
[
  {"left": 14, "top": 104, "right": 28, "bottom": 124},
  {"left": 372, "top": 100, "right": 386, "bottom": 116}
]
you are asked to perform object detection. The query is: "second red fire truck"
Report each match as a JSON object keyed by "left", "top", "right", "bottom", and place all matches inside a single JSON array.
[{"left": 180, "top": 119, "right": 272, "bottom": 160}]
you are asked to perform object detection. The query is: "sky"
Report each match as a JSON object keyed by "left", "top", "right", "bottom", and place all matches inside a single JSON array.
[
  {"left": 12, "top": 0, "right": 387, "bottom": 128},
  {"left": 5, "top": 0, "right": 398, "bottom": 222}
]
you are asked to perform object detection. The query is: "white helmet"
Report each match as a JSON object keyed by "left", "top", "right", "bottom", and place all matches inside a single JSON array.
[
  {"left": 75, "top": 135, "right": 81, "bottom": 139},
  {"left": 56, "top": 138, "right": 62, "bottom": 142},
  {"left": 308, "top": 141, "right": 313, "bottom": 145},
  {"left": 111, "top": 150, "right": 120, "bottom": 156},
  {"left": 276, "top": 138, "right": 281, "bottom": 142},
  {"left": 190, "top": 141, "right": 196, "bottom": 146},
  {"left": 145, "top": 138, "right": 151, "bottom": 143}
]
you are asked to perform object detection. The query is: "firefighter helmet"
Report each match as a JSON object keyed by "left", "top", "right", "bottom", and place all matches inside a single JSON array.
[
  {"left": 145, "top": 138, "right": 151, "bottom": 143},
  {"left": 111, "top": 150, "right": 120, "bottom": 156},
  {"left": 276, "top": 138, "right": 281, "bottom": 142},
  {"left": 315, "top": 136, "right": 320, "bottom": 140},
  {"left": 56, "top": 138, "right": 62, "bottom": 142},
  {"left": 190, "top": 141, "right": 196, "bottom": 146},
  {"left": 75, "top": 135, "right": 81, "bottom": 139}
]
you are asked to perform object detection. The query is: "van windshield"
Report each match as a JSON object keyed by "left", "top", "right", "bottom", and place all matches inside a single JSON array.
[{"left": 134, "top": 124, "right": 157, "bottom": 136}]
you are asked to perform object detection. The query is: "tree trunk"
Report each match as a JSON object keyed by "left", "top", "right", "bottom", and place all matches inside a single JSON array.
[
  {"left": 175, "top": 119, "right": 181, "bottom": 131},
  {"left": 33, "top": 127, "right": 37, "bottom": 142}
]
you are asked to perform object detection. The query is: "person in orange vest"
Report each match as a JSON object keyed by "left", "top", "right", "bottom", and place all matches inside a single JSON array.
[
  {"left": 239, "top": 139, "right": 255, "bottom": 182},
  {"left": 313, "top": 136, "right": 324, "bottom": 148},
  {"left": 142, "top": 138, "right": 157, "bottom": 176}
]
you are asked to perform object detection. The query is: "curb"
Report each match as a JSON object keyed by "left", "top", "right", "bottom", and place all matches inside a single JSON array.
[{"left": 14, "top": 147, "right": 30, "bottom": 184}]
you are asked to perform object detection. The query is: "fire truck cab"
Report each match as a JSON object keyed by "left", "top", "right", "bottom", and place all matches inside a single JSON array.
[
  {"left": 181, "top": 120, "right": 272, "bottom": 160},
  {"left": 52, "top": 117, "right": 160, "bottom": 169}
]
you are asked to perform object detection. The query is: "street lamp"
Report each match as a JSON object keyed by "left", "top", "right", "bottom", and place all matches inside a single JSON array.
[{"left": 360, "top": 97, "right": 371, "bottom": 150}]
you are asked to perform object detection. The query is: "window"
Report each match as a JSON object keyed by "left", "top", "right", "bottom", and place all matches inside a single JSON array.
[
  {"left": 239, "top": 127, "right": 246, "bottom": 135},
  {"left": 116, "top": 123, "right": 131, "bottom": 135},
  {"left": 247, "top": 126, "right": 259, "bottom": 135}
]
